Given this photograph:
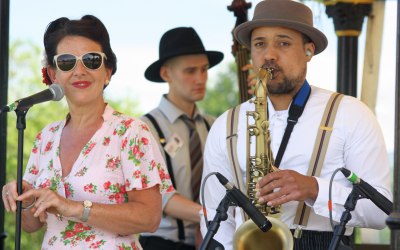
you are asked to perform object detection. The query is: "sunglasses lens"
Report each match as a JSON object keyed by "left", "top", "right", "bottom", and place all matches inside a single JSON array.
[
  {"left": 82, "top": 53, "right": 103, "bottom": 70},
  {"left": 56, "top": 54, "right": 77, "bottom": 71}
]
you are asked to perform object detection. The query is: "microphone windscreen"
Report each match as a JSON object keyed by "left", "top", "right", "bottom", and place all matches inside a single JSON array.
[{"left": 50, "top": 84, "right": 64, "bottom": 101}]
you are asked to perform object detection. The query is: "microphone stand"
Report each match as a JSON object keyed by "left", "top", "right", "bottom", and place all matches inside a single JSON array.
[
  {"left": 200, "top": 191, "right": 235, "bottom": 250},
  {"left": 328, "top": 185, "right": 363, "bottom": 250},
  {"left": 14, "top": 108, "right": 28, "bottom": 250}
]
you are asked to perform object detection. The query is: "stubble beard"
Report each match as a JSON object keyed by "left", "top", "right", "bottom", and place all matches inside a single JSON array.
[{"left": 267, "top": 67, "right": 307, "bottom": 95}]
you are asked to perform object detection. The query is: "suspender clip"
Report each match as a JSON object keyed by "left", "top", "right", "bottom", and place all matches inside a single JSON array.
[
  {"left": 293, "top": 225, "right": 305, "bottom": 239},
  {"left": 319, "top": 126, "right": 332, "bottom": 131}
]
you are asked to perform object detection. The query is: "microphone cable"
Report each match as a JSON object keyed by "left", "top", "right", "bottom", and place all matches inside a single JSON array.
[
  {"left": 328, "top": 168, "right": 344, "bottom": 231},
  {"left": 200, "top": 171, "right": 220, "bottom": 225}
]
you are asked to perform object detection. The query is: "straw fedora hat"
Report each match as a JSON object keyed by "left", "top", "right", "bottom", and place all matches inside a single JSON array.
[
  {"left": 234, "top": 0, "right": 328, "bottom": 55},
  {"left": 145, "top": 27, "right": 224, "bottom": 82}
]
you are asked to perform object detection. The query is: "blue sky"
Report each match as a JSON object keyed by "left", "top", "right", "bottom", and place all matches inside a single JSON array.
[{"left": 9, "top": 0, "right": 397, "bottom": 152}]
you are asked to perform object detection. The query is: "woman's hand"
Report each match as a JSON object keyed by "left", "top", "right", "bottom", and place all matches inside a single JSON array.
[
  {"left": 2, "top": 180, "right": 34, "bottom": 212},
  {"left": 3, "top": 180, "right": 49, "bottom": 232},
  {"left": 16, "top": 188, "right": 76, "bottom": 219}
]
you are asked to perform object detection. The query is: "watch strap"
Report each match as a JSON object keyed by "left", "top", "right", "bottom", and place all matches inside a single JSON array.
[{"left": 81, "top": 201, "right": 92, "bottom": 222}]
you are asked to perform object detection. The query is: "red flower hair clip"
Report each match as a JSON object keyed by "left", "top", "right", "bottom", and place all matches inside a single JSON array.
[
  {"left": 41, "top": 51, "right": 52, "bottom": 86},
  {"left": 41, "top": 67, "right": 52, "bottom": 86}
]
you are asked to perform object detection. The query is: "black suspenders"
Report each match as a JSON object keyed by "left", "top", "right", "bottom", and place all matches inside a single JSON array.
[{"left": 144, "top": 113, "right": 210, "bottom": 241}]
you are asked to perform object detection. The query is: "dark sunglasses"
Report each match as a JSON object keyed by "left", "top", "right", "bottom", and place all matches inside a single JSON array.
[{"left": 53, "top": 52, "right": 107, "bottom": 72}]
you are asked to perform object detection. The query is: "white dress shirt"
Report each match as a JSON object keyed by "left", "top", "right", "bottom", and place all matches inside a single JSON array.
[{"left": 200, "top": 85, "right": 392, "bottom": 250}]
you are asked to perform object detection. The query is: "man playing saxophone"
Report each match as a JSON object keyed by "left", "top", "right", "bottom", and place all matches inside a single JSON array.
[{"left": 200, "top": 0, "right": 392, "bottom": 249}]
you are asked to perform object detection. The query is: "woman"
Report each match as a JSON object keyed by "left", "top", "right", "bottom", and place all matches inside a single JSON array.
[{"left": 2, "top": 15, "right": 173, "bottom": 249}]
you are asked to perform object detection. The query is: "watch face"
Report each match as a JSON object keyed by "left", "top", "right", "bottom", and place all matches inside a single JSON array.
[{"left": 84, "top": 200, "right": 92, "bottom": 207}]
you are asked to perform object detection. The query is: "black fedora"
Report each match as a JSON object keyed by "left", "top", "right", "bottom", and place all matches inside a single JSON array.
[{"left": 145, "top": 27, "right": 224, "bottom": 82}]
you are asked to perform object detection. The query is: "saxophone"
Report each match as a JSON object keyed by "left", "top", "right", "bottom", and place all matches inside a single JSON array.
[{"left": 233, "top": 67, "right": 293, "bottom": 250}]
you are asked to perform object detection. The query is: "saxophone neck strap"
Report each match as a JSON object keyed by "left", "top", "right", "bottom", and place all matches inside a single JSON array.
[{"left": 275, "top": 80, "right": 311, "bottom": 167}]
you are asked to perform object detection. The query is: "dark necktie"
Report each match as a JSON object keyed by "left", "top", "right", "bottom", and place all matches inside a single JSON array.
[{"left": 182, "top": 116, "right": 203, "bottom": 202}]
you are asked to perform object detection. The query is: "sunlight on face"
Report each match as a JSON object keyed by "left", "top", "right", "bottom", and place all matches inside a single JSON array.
[
  {"left": 163, "top": 54, "right": 209, "bottom": 104},
  {"left": 250, "top": 26, "right": 312, "bottom": 95},
  {"left": 51, "top": 36, "right": 112, "bottom": 107}
]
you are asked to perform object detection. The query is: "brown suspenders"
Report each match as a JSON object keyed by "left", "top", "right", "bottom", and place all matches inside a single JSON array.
[{"left": 293, "top": 92, "right": 344, "bottom": 237}]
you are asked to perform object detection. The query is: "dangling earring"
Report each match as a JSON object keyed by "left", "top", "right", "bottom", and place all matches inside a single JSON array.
[{"left": 105, "top": 79, "right": 110, "bottom": 86}]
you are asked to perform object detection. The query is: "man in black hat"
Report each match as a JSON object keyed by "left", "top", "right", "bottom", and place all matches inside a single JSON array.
[
  {"left": 140, "top": 27, "right": 223, "bottom": 250},
  {"left": 200, "top": 0, "right": 392, "bottom": 249}
]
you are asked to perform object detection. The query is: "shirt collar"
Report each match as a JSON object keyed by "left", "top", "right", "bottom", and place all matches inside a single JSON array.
[
  {"left": 65, "top": 103, "right": 113, "bottom": 124},
  {"left": 102, "top": 103, "right": 116, "bottom": 122},
  {"left": 158, "top": 95, "right": 202, "bottom": 123}
]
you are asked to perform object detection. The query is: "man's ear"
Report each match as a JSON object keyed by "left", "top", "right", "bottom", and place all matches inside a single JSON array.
[
  {"left": 160, "top": 65, "right": 170, "bottom": 82},
  {"left": 305, "top": 43, "right": 315, "bottom": 61}
]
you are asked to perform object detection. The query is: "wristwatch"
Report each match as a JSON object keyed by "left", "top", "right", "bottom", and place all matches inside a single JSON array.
[{"left": 81, "top": 200, "right": 93, "bottom": 222}]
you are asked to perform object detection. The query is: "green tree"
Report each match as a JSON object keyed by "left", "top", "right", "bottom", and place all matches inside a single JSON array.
[
  {"left": 4, "top": 40, "right": 141, "bottom": 249},
  {"left": 198, "top": 62, "right": 239, "bottom": 117}
]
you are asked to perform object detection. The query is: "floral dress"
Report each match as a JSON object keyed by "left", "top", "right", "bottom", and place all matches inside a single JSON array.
[{"left": 23, "top": 105, "right": 174, "bottom": 250}]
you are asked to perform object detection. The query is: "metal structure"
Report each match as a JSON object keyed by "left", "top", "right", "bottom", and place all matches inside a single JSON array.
[
  {"left": 0, "top": 0, "right": 9, "bottom": 249},
  {"left": 386, "top": 1, "right": 400, "bottom": 249},
  {"left": 325, "top": 0, "right": 373, "bottom": 97}
]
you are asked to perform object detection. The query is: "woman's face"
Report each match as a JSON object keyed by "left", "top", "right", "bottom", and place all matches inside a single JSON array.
[{"left": 48, "top": 36, "right": 112, "bottom": 108}]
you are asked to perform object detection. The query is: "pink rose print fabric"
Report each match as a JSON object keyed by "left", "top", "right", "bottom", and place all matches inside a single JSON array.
[{"left": 23, "top": 105, "right": 173, "bottom": 249}]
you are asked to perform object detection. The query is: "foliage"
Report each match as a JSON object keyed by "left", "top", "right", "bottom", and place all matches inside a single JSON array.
[
  {"left": 4, "top": 40, "right": 141, "bottom": 250},
  {"left": 198, "top": 62, "right": 239, "bottom": 117}
]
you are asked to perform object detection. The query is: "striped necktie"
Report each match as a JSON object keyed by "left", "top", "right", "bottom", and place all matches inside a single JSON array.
[{"left": 182, "top": 116, "right": 203, "bottom": 202}]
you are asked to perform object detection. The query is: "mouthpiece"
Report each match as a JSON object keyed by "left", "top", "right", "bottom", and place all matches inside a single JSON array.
[
  {"left": 266, "top": 68, "right": 274, "bottom": 79},
  {"left": 260, "top": 66, "right": 274, "bottom": 80}
]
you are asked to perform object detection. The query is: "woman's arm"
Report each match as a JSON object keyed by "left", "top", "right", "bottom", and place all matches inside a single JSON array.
[
  {"left": 85, "top": 185, "right": 162, "bottom": 234},
  {"left": 17, "top": 185, "right": 162, "bottom": 235}
]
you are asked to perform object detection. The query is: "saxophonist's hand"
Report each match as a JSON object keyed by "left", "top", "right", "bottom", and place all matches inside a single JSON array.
[
  {"left": 255, "top": 169, "right": 319, "bottom": 207},
  {"left": 242, "top": 64, "right": 256, "bottom": 95}
]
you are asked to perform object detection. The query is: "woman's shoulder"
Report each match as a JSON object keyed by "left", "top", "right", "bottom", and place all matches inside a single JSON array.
[{"left": 104, "top": 105, "right": 151, "bottom": 134}]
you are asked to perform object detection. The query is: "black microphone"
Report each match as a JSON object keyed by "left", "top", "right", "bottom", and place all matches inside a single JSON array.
[
  {"left": 0, "top": 84, "right": 64, "bottom": 114},
  {"left": 340, "top": 168, "right": 392, "bottom": 215},
  {"left": 215, "top": 172, "right": 272, "bottom": 232}
]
